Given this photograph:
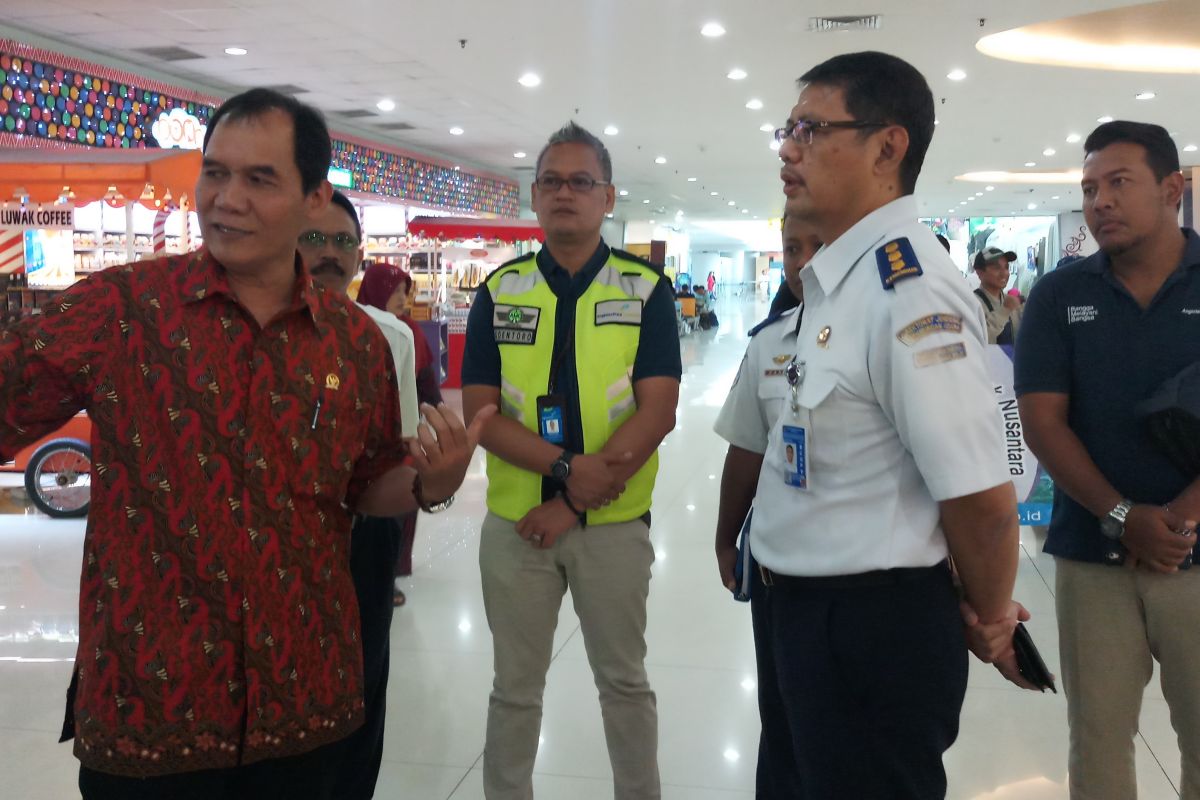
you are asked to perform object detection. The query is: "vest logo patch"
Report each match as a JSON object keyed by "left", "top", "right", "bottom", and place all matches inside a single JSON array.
[
  {"left": 494, "top": 304, "right": 540, "bottom": 345},
  {"left": 595, "top": 299, "right": 643, "bottom": 326}
]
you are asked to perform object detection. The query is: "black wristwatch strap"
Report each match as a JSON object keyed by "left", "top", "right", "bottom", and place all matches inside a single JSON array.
[{"left": 560, "top": 491, "right": 586, "bottom": 529}]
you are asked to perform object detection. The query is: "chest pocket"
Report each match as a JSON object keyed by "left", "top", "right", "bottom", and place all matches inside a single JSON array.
[
  {"left": 791, "top": 371, "right": 844, "bottom": 469},
  {"left": 757, "top": 376, "right": 790, "bottom": 429}
]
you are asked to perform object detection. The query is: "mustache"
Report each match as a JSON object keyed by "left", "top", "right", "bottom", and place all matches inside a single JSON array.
[{"left": 310, "top": 259, "right": 346, "bottom": 277}]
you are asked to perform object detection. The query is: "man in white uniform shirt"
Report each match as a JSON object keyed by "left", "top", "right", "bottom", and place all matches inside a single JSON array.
[{"left": 719, "top": 51, "right": 1037, "bottom": 800}]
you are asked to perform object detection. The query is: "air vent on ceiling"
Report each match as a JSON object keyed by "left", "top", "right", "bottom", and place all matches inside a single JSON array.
[
  {"left": 513, "top": 166, "right": 535, "bottom": 171},
  {"left": 374, "top": 121, "right": 417, "bottom": 131},
  {"left": 262, "top": 84, "right": 307, "bottom": 95},
  {"left": 132, "top": 46, "right": 204, "bottom": 62},
  {"left": 808, "top": 15, "right": 881, "bottom": 33},
  {"left": 339, "top": 109, "right": 378, "bottom": 119}
]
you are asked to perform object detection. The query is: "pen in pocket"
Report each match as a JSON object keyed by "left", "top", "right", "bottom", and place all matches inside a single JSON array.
[{"left": 311, "top": 390, "right": 323, "bottom": 430}]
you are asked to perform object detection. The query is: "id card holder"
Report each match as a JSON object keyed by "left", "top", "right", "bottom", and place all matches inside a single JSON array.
[
  {"left": 781, "top": 424, "right": 809, "bottom": 490},
  {"left": 537, "top": 394, "right": 567, "bottom": 444}
]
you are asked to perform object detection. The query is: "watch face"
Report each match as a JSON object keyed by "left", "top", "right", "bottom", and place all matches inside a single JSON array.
[
  {"left": 1099, "top": 517, "right": 1122, "bottom": 540},
  {"left": 551, "top": 461, "right": 568, "bottom": 481}
]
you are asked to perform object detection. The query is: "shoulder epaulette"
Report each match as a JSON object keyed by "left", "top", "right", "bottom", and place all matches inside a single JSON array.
[
  {"left": 748, "top": 306, "right": 800, "bottom": 338},
  {"left": 875, "top": 237, "right": 924, "bottom": 290},
  {"left": 611, "top": 248, "right": 665, "bottom": 274}
]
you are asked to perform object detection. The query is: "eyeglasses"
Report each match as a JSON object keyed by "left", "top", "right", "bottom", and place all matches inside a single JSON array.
[
  {"left": 298, "top": 230, "right": 360, "bottom": 251},
  {"left": 774, "top": 119, "right": 889, "bottom": 146},
  {"left": 535, "top": 174, "right": 610, "bottom": 193}
]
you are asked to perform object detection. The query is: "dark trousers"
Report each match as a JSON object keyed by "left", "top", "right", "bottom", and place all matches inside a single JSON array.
[
  {"left": 750, "top": 561, "right": 968, "bottom": 800},
  {"left": 333, "top": 514, "right": 405, "bottom": 799},
  {"left": 79, "top": 738, "right": 345, "bottom": 800}
]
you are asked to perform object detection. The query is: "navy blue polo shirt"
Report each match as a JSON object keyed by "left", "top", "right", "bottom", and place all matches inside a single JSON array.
[
  {"left": 1014, "top": 228, "right": 1200, "bottom": 564},
  {"left": 462, "top": 241, "right": 682, "bottom": 487}
]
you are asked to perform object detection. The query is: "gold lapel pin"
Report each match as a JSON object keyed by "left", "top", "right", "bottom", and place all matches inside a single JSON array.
[
  {"left": 817, "top": 326, "right": 832, "bottom": 347},
  {"left": 325, "top": 374, "right": 341, "bottom": 391}
]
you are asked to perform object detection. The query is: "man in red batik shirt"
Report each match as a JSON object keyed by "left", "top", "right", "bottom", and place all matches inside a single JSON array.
[{"left": 0, "top": 88, "right": 493, "bottom": 800}]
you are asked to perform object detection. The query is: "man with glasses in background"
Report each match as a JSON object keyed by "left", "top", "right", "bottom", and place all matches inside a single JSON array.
[
  {"left": 972, "top": 246, "right": 1023, "bottom": 344},
  {"left": 462, "top": 122, "right": 681, "bottom": 799},
  {"left": 750, "top": 52, "right": 1034, "bottom": 799},
  {"left": 297, "top": 189, "right": 420, "bottom": 800}
]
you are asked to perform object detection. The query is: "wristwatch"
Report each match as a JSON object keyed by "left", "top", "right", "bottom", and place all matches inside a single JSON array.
[
  {"left": 550, "top": 450, "right": 575, "bottom": 483},
  {"left": 412, "top": 473, "right": 455, "bottom": 514},
  {"left": 1099, "top": 499, "right": 1134, "bottom": 540}
]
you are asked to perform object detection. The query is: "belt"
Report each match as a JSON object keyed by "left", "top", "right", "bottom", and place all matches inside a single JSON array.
[{"left": 758, "top": 560, "right": 950, "bottom": 590}]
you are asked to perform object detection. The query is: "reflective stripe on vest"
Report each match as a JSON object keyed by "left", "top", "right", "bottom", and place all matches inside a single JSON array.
[{"left": 484, "top": 252, "right": 661, "bottom": 524}]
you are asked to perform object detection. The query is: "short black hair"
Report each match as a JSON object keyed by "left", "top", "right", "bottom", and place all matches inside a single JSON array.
[
  {"left": 536, "top": 122, "right": 613, "bottom": 182},
  {"left": 799, "top": 51, "right": 935, "bottom": 195},
  {"left": 204, "top": 88, "right": 332, "bottom": 195},
  {"left": 329, "top": 190, "right": 362, "bottom": 240},
  {"left": 1084, "top": 120, "right": 1180, "bottom": 181},
  {"left": 935, "top": 233, "right": 950, "bottom": 253}
]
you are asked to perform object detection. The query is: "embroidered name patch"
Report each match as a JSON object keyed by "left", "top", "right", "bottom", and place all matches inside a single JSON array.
[
  {"left": 896, "top": 313, "right": 963, "bottom": 346},
  {"left": 913, "top": 342, "right": 967, "bottom": 369},
  {"left": 876, "top": 237, "right": 924, "bottom": 290},
  {"left": 493, "top": 304, "right": 540, "bottom": 345},
  {"left": 595, "top": 299, "right": 643, "bottom": 326}
]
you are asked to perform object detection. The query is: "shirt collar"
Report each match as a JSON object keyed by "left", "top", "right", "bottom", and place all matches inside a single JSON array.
[
  {"left": 178, "top": 247, "right": 323, "bottom": 329},
  {"left": 778, "top": 305, "right": 803, "bottom": 341},
  {"left": 536, "top": 240, "right": 611, "bottom": 286},
  {"left": 805, "top": 195, "right": 920, "bottom": 295},
  {"left": 1082, "top": 227, "right": 1200, "bottom": 274}
]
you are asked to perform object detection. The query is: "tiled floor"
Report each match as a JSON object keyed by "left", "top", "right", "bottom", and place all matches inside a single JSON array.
[{"left": 0, "top": 294, "right": 1184, "bottom": 798}]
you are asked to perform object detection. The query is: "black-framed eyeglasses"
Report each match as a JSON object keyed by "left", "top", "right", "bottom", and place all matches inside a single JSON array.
[
  {"left": 535, "top": 174, "right": 611, "bottom": 193},
  {"left": 774, "top": 119, "right": 889, "bottom": 146},
  {"left": 298, "top": 230, "right": 360, "bottom": 251}
]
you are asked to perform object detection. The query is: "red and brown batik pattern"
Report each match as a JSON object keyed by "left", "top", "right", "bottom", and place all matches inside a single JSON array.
[{"left": 0, "top": 249, "right": 406, "bottom": 776}]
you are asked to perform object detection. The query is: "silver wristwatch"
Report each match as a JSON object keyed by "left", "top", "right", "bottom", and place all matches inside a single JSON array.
[{"left": 1099, "top": 499, "right": 1134, "bottom": 541}]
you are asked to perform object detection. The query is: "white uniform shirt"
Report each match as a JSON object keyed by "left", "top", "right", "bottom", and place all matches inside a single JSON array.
[
  {"left": 735, "top": 196, "right": 1011, "bottom": 576},
  {"left": 358, "top": 303, "right": 420, "bottom": 438},
  {"left": 715, "top": 307, "right": 802, "bottom": 455}
]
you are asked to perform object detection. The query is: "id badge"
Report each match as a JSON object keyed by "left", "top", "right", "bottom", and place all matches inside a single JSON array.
[
  {"left": 781, "top": 424, "right": 809, "bottom": 490},
  {"left": 536, "top": 394, "right": 566, "bottom": 444}
]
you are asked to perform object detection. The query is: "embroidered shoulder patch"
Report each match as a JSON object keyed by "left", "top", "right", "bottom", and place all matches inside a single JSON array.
[
  {"left": 876, "top": 238, "right": 923, "bottom": 290},
  {"left": 895, "top": 313, "right": 963, "bottom": 346}
]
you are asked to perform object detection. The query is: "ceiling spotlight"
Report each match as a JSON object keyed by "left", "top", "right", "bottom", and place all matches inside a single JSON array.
[
  {"left": 741, "top": 208, "right": 749, "bottom": 214},
  {"left": 1043, "top": 148, "right": 1056, "bottom": 156},
  {"left": 1024, "top": 161, "right": 1037, "bottom": 167},
  {"left": 642, "top": 199, "right": 651, "bottom": 204},
  {"left": 1135, "top": 91, "right": 1156, "bottom": 100},
  {"left": 727, "top": 68, "right": 748, "bottom": 80},
  {"left": 985, "top": 185, "right": 995, "bottom": 191},
  {"left": 650, "top": 219, "right": 656, "bottom": 225},
  {"left": 947, "top": 69, "right": 967, "bottom": 81},
  {"left": 687, "top": 177, "right": 698, "bottom": 182},
  {"left": 1185, "top": 144, "right": 1199, "bottom": 152},
  {"left": 759, "top": 123, "right": 774, "bottom": 132},
  {"left": 1027, "top": 202, "right": 1039, "bottom": 210},
  {"left": 1066, "top": 133, "right": 1082, "bottom": 144},
  {"left": 975, "top": 192, "right": 983, "bottom": 197},
  {"left": 618, "top": 189, "right": 629, "bottom": 196},
  {"left": 727, "top": 200, "right": 736, "bottom": 206},
  {"left": 710, "top": 191, "right": 719, "bottom": 196},
  {"left": 513, "top": 151, "right": 526, "bottom": 158},
  {"left": 518, "top": 72, "right": 542, "bottom": 88},
  {"left": 1097, "top": 115, "right": 1114, "bottom": 123},
  {"left": 1051, "top": 195, "right": 1061, "bottom": 200},
  {"left": 376, "top": 99, "right": 396, "bottom": 112},
  {"left": 606, "top": 213, "right": 614, "bottom": 218},
  {"left": 655, "top": 156, "right": 667, "bottom": 164},
  {"left": 604, "top": 125, "right": 619, "bottom": 136},
  {"left": 701, "top": 22, "right": 726, "bottom": 38},
  {"left": 449, "top": 126, "right": 464, "bottom": 136},
  {"left": 224, "top": 47, "right": 248, "bottom": 56},
  {"left": 745, "top": 99, "right": 764, "bottom": 110}
]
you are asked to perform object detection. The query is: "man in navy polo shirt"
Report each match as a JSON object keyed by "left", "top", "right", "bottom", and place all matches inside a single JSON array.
[{"left": 1016, "top": 120, "right": 1200, "bottom": 799}]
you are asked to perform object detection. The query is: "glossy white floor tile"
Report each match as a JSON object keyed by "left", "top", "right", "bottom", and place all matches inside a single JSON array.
[{"left": 0, "top": 293, "right": 1183, "bottom": 798}]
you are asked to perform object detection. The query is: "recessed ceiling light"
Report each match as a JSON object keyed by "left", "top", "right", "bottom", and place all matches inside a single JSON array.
[
  {"left": 1051, "top": 195, "right": 1061, "bottom": 200},
  {"left": 376, "top": 99, "right": 396, "bottom": 112},
  {"left": 650, "top": 219, "right": 656, "bottom": 225},
  {"left": 710, "top": 191, "right": 719, "bottom": 196},
  {"left": 224, "top": 46, "right": 247, "bottom": 56},
  {"left": 618, "top": 189, "right": 629, "bottom": 196},
  {"left": 759, "top": 123, "right": 774, "bottom": 132},
  {"left": 1135, "top": 90, "right": 1156, "bottom": 100},
  {"left": 513, "top": 151, "right": 526, "bottom": 158},
  {"left": 948, "top": 209, "right": 956, "bottom": 213},
  {"left": 1027, "top": 202, "right": 1038, "bottom": 210},
  {"left": 606, "top": 213, "right": 614, "bottom": 219},
  {"left": 727, "top": 200, "right": 736, "bottom": 206},
  {"left": 1043, "top": 148, "right": 1057, "bottom": 156},
  {"left": 975, "top": 192, "right": 983, "bottom": 197},
  {"left": 741, "top": 208, "right": 749, "bottom": 214},
  {"left": 642, "top": 199, "right": 650, "bottom": 204},
  {"left": 655, "top": 156, "right": 667, "bottom": 164},
  {"left": 701, "top": 22, "right": 726, "bottom": 38},
  {"left": 687, "top": 177, "right": 698, "bottom": 182},
  {"left": 518, "top": 72, "right": 542, "bottom": 88},
  {"left": 727, "top": 68, "right": 748, "bottom": 80},
  {"left": 960, "top": 201, "right": 968, "bottom": 205},
  {"left": 1025, "top": 161, "right": 1037, "bottom": 167},
  {"left": 604, "top": 125, "right": 619, "bottom": 136},
  {"left": 769, "top": 140, "right": 781, "bottom": 151},
  {"left": 985, "top": 185, "right": 995, "bottom": 191},
  {"left": 449, "top": 126, "right": 464, "bottom": 136},
  {"left": 1097, "top": 115, "right": 1114, "bottom": 123},
  {"left": 745, "top": 99, "right": 764, "bottom": 110},
  {"left": 1066, "top": 133, "right": 1082, "bottom": 144},
  {"left": 1185, "top": 144, "right": 1199, "bottom": 152},
  {"left": 947, "top": 69, "right": 967, "bottom": 81}
]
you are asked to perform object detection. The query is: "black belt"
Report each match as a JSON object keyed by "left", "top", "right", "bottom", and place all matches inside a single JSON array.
[{"left": 758, "top": 560, "right": 950, "bottom": 590}]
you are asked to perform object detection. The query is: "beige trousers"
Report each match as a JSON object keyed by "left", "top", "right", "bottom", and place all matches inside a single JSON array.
[
  {"left": 479, "top": 512, "right": 660, "bottom": 800},
  {"left": 1055, "top": 558, "right": 1200, "bottom": 799}
]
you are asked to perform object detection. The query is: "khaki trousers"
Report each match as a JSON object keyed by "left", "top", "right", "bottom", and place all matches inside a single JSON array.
[
  {"left": 479, "top": 512, "right": 660, "bottom": 800},
  {"left": 1055, "top": 558, "right": 1200, "bottom": 799}
]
